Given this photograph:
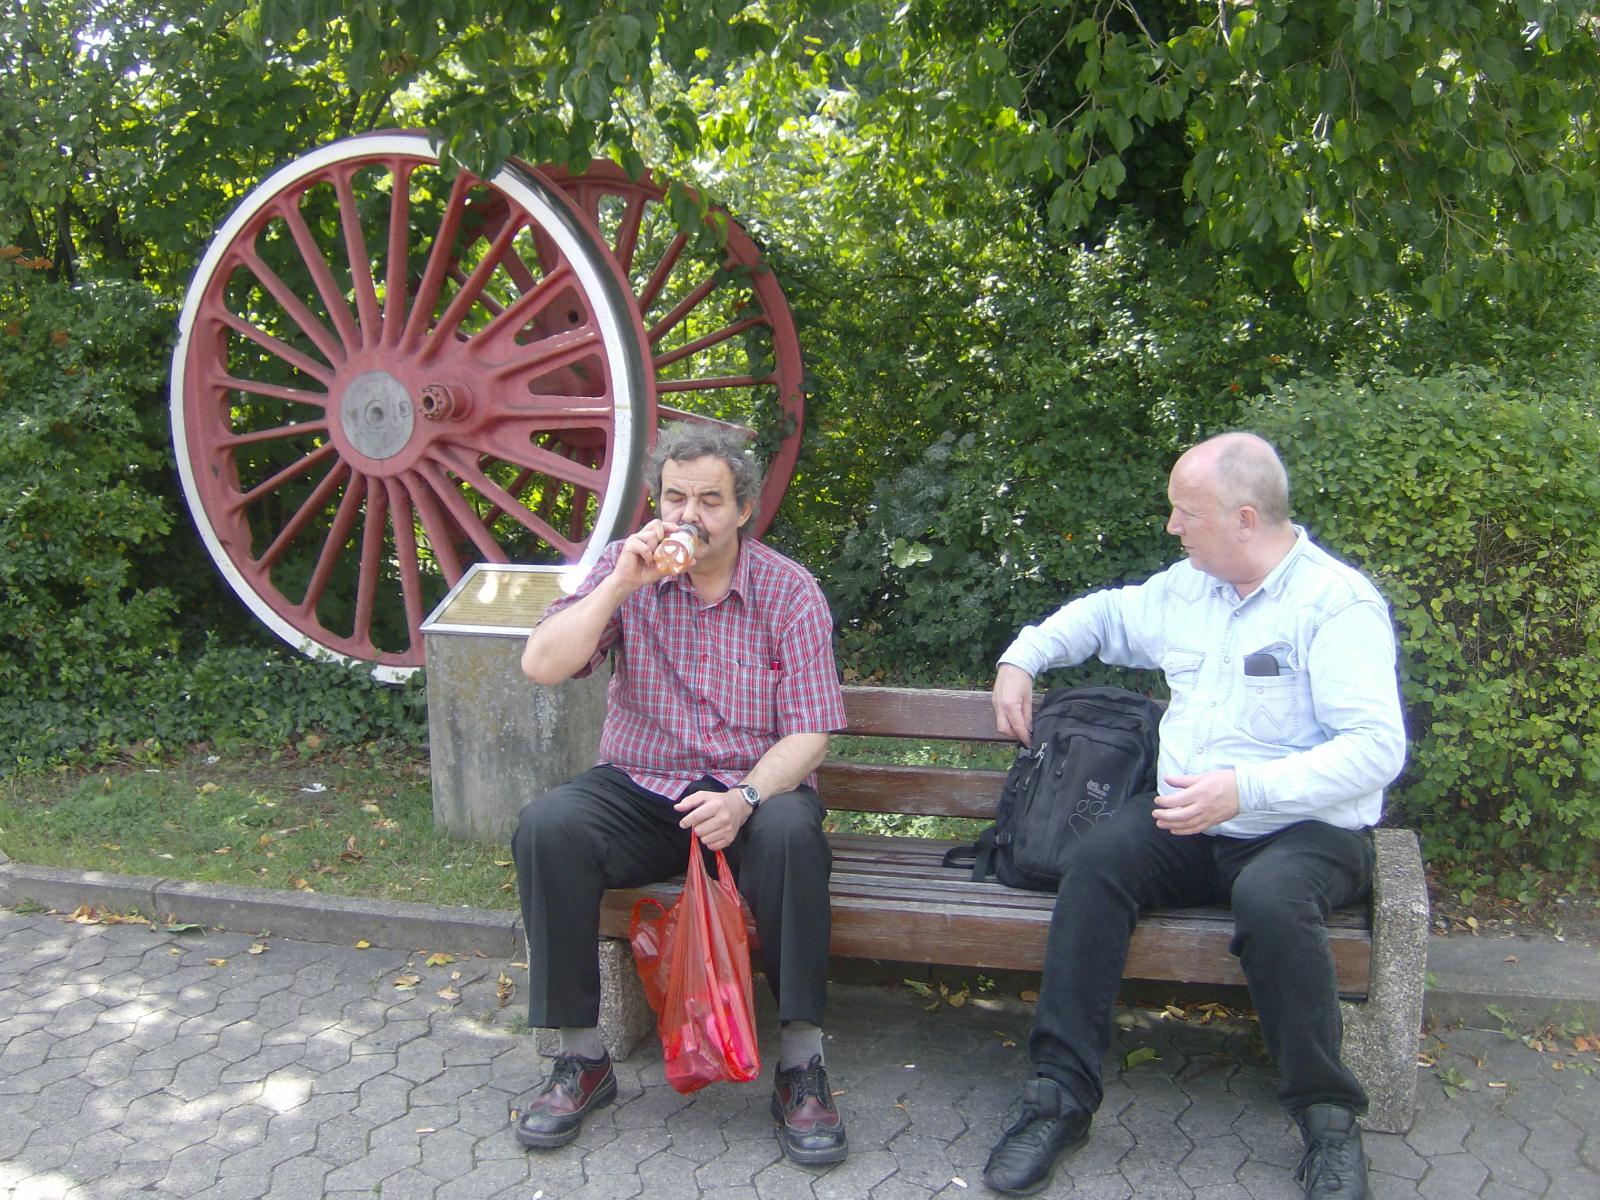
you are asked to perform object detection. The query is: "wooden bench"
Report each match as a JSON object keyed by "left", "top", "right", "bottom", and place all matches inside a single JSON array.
[{"left": 594, "top": 685, "right": 1429, "bottom": 1132}]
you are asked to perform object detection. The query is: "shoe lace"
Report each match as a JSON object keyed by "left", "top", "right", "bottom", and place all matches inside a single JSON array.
[
  {"left": 999, "top": 1100, "right": 1057, "bottom": 1148},
  {"left": 1295, "top": 1132, "right": 1361, "bottom": 1193},
  {"left": 548, "top": 1053, "right": 587, "bottom": 1095},
  {"left": 784, "top": 1059, "right": 833, "bottom": 1111}
]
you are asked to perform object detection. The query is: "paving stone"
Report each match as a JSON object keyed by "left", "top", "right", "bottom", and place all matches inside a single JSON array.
[
  {"left": 1418, "top": 1151, "right": 1491, "bottom": 1198},
  {"left": 6, "top": 907, "right": 1600, "bottom": 1200}
]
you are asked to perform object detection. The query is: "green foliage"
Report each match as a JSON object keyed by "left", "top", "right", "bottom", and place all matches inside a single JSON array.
[
  {"left": 1, "top": 0, "right": 415, "bottom": 286},
  {"left": 0, "top": 260, "right": 426, "bottom": 768},
  {"left": 788, "top": 214, "right": 1323, "bottom": 680},
  {"left": 286, "top": 1, "right": 1600, "bottom": 319},
  {"left": 0, "top": 256, "right": 181, "bottom": 743},
  {"left": 1250, "top": 366, "right": 1600, "bottom": 872}
]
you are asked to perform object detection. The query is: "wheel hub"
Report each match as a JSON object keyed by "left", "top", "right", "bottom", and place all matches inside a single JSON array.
[{"left": 339, "top": 370, "right": 415, "bottom": 460}]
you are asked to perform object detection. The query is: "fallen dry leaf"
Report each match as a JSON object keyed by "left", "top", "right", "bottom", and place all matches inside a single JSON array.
[
  {"left": 199, "top": 782, "right": 219, "bottom": 795},
  {"left": 1504, "top": 954, "right": 1518, "bottom": 963},
  {"left": 497, "top": 973, "right": 515, "bottom": 1007},
  {"left": 437, "top": 986, "right": 461, "bottom": 1002},
  {"left": 425, "top": 952, "right": 455, "bottom": 967},
  {"left": 355, "top": 940, "right": 371, "bottom": 950},
  {"left": 1020, "top": 990, "right": 1038, "bottom": 1003},
  {"left": 393, "top": 973, "right": 421, "bottom": 989},
  {"left": 248, "top": 943, "right": 267, "bottom": 955},
  {"left": 207, "top": 958, "right": 228, "bottom": 967}
]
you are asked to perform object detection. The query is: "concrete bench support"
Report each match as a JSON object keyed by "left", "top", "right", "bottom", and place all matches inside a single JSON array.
[{"left": 1338, "top": 827, "right": 1429, "bottom": 1133}]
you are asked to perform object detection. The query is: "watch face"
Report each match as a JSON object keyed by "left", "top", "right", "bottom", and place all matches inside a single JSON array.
[{"left": 740, "top": 785, "right": 760, "bottom": 807}]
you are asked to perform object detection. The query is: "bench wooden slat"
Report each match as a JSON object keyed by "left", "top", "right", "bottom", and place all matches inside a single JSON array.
[
  {"left": 841, "top": 687, "right": 1011, "bottom": 741},
  {"left": 599, "top": 878, "right": 1371, "bottom": 990},
  {"left": 817, "top": 762, "right": 1006, "bottom": 818}
]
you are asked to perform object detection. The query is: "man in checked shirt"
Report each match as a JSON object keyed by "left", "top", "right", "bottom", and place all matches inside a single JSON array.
[{"left": 510, "top": 423, "right": 849, "bottom": 1165}]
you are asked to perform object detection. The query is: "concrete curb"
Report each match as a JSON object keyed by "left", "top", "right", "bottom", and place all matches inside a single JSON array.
[
  {"left": 0, "top": 861, "right": 522, "bottom": 959},
  {"left": 4, "top": 860, "right": 1597, "bottom": 1029}
]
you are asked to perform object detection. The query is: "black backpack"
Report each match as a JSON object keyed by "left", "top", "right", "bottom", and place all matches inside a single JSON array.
[{"left": 944, "top": 686, "right": 1164, "bottom": 890}]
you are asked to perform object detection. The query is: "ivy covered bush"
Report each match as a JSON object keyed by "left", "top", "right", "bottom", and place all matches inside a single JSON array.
[
  {"left": 0, "top": 261, "right": 179, "bottom": 760},
  {"left": 1251, "top": 368, "right": 1600, "bottom": 873},
  {"left": 0, "top": 262, "right": 426, "bottom": 766},
  {"left": 793, "top": 217, "right": 1323, "bottom": 679}
]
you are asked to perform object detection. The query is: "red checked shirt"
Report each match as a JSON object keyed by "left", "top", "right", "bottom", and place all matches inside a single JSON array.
[{"left": 544, "top": 538, "right": 848, "bottom": 798}]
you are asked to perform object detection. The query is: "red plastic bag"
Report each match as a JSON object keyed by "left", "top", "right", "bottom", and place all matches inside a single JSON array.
[{"left": 628, "top": 836, "right": 761, "bottom": 1093}]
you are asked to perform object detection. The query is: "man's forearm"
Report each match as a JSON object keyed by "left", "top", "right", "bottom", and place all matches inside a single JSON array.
[
  {"left": 742, "top": 732, "right": 830, "bottom": 797},
  {"left": 521, "top": 576, "right": 628, "bottom": 685}
]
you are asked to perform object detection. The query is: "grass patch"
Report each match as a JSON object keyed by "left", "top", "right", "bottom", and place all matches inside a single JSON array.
[
  {"left": 1, "top": 736, "right": 1011, "bottom": 904},
  {"left": 0, "top": 744, "right": 517, "bottom": 910}
]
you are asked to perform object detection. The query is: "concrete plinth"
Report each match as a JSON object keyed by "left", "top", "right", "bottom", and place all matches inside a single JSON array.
[
  {"left": 424, "top": 629, "right": 610, "bottom": 841},
  {"left": 533, "top": 936, "right": 656, "bottom": 1062},
  {"left": 1340, "top": 827, "right": 1430, "bottom": 1133}
]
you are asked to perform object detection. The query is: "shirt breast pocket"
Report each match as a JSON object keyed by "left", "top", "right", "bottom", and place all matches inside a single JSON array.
[
  {"left": 1160, "top": 648, "right": 1205, "bottom": 708},
  {"left": 712, "top": 662, "right": 778, "bottom": 733},
  {"left": 1240, "top": 673, "right": 1301, "bottom": 745}
]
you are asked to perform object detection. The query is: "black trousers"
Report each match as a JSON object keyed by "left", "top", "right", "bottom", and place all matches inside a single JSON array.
[
  {"left": 511, "top": 765, "right": 832, "bottom": 1029},
  {"left": 1030, "top": 792, "right": 1375, "bottom": 1119}
]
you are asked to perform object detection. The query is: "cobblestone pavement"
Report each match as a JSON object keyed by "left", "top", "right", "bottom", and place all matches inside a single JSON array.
[{"left": 2, "top": 908, "right": 1596, "bottom": 1200}]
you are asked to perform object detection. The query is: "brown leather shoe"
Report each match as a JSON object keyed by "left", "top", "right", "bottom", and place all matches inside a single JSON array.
[
  {"left": 515, "top": 1052, "right": 617, "bottom": 1149},
  {"left": 770, "top": 1055, "right": 848, "bottom": 1164}
]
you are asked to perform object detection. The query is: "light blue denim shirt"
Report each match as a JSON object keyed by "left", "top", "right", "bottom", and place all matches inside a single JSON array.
[{"left": 998, "top": 529, "right": 1407, "bottom": 837}]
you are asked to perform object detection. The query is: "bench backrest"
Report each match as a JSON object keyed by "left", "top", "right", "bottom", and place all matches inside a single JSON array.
[{"left": 817, "top": 686, "right": 1010, "bottom": 819}]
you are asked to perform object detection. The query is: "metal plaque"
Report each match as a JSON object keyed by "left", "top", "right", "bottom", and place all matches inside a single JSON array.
[{"left": 420, "top": 563, "right": 580, "bottom": 638}]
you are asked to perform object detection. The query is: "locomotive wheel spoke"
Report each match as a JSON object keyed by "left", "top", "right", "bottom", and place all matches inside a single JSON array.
[
  {"left": 637, "top": 231, "right": 689, "bottom": 315},
  {"left": 217, "top": 310, "right": 335, "bottom": 387},
  {"left": 235, "top": 240, "right": 345, "bottom": 367},
  {"left": 258, "top": 460, "right": 350, "bottom": 572},
  {"left": 646, "top": 267, "right": 724, "bottom": 346},
  {"left": 217, "top": 419, "right": 330, "bottom": 449},
  {"left": 425, "top": 214, "right": 525, "bottom": 354},
  {"left": 413, "top": 459, "right": 509, "bottom": 566},
  {"left": 381, "top": 162, "right": 415, "bottom": 343},
  {"left": 237, "top": 443, "right": 340, "bottom": 510},
  {"left": 280, "top": 200, "right": 362, "bottom": 350},
  {"left": 652, "top": 315, "right": 767, "bottom": 370},
  {"left": 301, "top": 471, "right": 369, "bottom": 614},
  {"left": 332, "top": 168, "right": 381, "bottom": 342}
]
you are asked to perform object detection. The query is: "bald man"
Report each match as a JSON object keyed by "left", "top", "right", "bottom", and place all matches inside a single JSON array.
[{"left": 983, "top": 433, "right": 1406, "bottom": 1200}]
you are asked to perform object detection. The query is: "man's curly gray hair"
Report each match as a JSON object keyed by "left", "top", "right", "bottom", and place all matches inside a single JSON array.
[{"left": 644, "top": 422, "right": 765, "bottom": 536}]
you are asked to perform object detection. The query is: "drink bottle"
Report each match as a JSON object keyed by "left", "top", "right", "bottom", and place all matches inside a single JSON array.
[{"left": 654, "top": 523, "right": 700, "bottom": 575}]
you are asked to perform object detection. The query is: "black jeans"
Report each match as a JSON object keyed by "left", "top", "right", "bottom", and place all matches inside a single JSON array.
[
  {"left": 511, "top": 765, "right": 833, "bottom": 1029},
  {"left": 1030, "top": 792, "right": 1375, "bottom": 1119}
]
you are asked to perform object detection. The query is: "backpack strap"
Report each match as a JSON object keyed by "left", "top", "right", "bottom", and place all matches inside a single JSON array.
[{"left": 942, "top": 825, "right": 1000, "bottom": 882}]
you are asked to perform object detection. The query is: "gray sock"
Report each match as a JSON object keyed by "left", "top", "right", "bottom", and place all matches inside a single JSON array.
[
  {"left": 559, "top": 1026, "right": 605, "bottom": 1061},
  {"left": 779, "top": 1021, "right": 824, "bottom": 1071}
]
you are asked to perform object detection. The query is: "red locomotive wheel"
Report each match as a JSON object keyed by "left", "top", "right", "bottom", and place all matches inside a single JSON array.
[
  {"left": 172, "top": 133, "right": 654, "bottom": 679},
  {"left": 541, "top": 161, "right": 805, "bottom": 538}
]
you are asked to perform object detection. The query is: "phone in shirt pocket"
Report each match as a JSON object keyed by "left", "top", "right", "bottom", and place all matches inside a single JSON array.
[{"left": 1240, "top": 642, "right": 1300, "bottom": 744}]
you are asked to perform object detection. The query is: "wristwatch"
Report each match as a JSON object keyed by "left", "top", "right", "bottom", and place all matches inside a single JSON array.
[{"left": 735, "top": 783, "right": 761, "bottom": 810}]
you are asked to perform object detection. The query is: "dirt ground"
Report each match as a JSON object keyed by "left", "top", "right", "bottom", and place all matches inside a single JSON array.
[{"left": 1425, "top": 862, "right": 1600, "bottom": 949}]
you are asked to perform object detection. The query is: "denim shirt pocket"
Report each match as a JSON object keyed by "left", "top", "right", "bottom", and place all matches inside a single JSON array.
[
  {"left": 1160, "top": 647, "right": 1205, "bottom": 708},
  {"left": 1240, "top": 673, "right": 1300, "bottom": 745}
]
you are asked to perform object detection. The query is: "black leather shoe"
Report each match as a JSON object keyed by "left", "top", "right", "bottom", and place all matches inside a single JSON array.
[
  {"left": 1295, "top": 1104, "right": 1372, "bottom": 1199},
  {"left": 770, "top": 1055, "right": 848, "bottom": 1164},
  {"left": 514, "top": 1051, "right": 617, "bottom": 1149},
  {"left": 982, "top": 1077, "right": 1092, "bottom": 1195}
]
